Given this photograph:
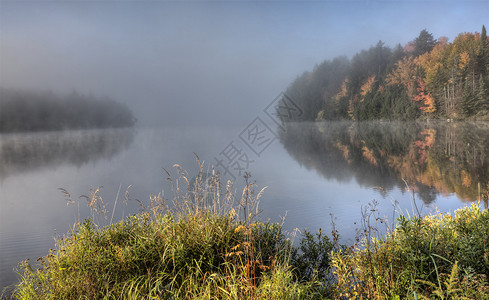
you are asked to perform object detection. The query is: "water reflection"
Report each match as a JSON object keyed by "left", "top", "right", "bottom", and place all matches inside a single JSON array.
[
  {"left": 0, "top": 128, "right": 135, "bottom": 180},
  {"left": 279, "top": 121, "right": 489, "bottom": 205}
]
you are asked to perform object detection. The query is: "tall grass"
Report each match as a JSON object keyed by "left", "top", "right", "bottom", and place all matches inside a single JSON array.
[
  {"left": 331, "top": 202, "right": 489, "bottom": 299},
  {"left": 12, "top": 158, "right": 328, "bottom": 299},
  {"left": 10, "top": 157, "right": 489, "bottom": 299}
]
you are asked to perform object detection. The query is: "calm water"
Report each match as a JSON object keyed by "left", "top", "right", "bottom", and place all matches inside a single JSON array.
[{"left": 1, "top": 121, "right": 488, "bottom": 290}]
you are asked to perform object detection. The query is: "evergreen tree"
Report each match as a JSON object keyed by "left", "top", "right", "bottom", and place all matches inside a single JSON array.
[
  {"left": 413, "top": 29, "right": 437, "bottom": 57},
  {"left": 284, "top": 28, "right": 489, "bottom": 122},
  {"left": 479, "top": 25, "right": 489, "bottom": 76},
  {"left": 477, "top": 75, "right": 489, "bottom": 112},
  {"left": 388, "top": 44, "right": 407, "bottom": 72},
  {"left": 462, "top": 79, "right": 477, "bottom": 116}
]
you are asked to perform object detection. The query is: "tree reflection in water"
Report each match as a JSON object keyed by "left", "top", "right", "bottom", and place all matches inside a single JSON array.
[
  {"left": 0, "top": 128, "right": 135, "bottom": 181},
  {"left": 279, "top": 121, "right": 489, "bottom": 205}
]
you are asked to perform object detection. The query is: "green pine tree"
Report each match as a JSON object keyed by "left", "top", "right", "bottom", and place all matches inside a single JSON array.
[
  {"left": 462, "top": 80, "right": 477, "bottom": 116},
  {"left": 480, "top": 25, "right": 489, "bottom": 76},
  {"left": 413, "top": 29, "right": 437, "bottom": 57},
  {"left": 477, "top": 75, "right": 489, "bottom": 112}
]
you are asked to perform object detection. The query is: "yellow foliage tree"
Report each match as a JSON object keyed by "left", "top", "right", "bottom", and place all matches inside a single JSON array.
[
  {"left": 360, "top": 75, "right": 376, "bottom": 98},
  {"left": 386, "top": 56, "right": 418, "bottom": 97},
  {"left": 416, "top": 42, "right": 447, "bottom": 90},
  {"left": 334, "top": 78, "right": 349, "bottom": 101}
]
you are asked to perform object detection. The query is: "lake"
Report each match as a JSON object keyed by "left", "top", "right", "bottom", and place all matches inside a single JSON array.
[{"left": 1, "top": 121, "right": 488, "bottom": 290}]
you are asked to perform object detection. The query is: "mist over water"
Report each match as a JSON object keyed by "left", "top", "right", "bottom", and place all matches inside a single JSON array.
[
  {"left": 0, "top": 129, "right": 135, "bottom": 180},
  {"left": 1, "top": 2, "right": 488, "bottom": 128},
  {"left": 1, "top": 0, "right": 489, "bottom": 293},
  {"left": 1, "top": 122, "right": 487, "bottom": 289},
  {"left": 0, "top": 126, "right": 231, "bottom": 289}
]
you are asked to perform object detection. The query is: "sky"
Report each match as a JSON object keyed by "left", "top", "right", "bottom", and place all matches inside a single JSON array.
[{"left": 1, "top": 0, "right": 488, "bottom": 127}]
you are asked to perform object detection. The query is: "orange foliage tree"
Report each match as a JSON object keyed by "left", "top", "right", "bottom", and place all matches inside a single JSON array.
[{"left": 413, "top": 77, "right": 436, "bottom": 113}]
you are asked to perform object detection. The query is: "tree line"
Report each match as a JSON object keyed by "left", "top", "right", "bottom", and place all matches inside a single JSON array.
[
  {"left": 0, "top": 88, "right": 136, "bottom": 132},
  {"left": 285, "top": 26, "right": 489, "bottom": 121}
]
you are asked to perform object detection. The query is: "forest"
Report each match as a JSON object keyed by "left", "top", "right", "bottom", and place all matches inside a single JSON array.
[
  {"left": 0, "top": 88, "right": 136, "bottom": 132},
  {"left": 285, "top": 26, "right": 489, "bottom": 121}
]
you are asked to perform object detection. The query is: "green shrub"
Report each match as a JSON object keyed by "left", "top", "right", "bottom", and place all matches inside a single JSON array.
[
  {"left": 290, "top": 229, "right": 339, "bottom": 282},
  {"left": 331, "top": 203, "right": 489, "bottom": 299},
  {"left": 15, "top": 210, "right": 299, "bottom": 299},
  {"left": 14, "top": 160, "right": 489, "bottom": 299},
  {"left": 12, "top": 164, "right": 317, "bottom": 299}
]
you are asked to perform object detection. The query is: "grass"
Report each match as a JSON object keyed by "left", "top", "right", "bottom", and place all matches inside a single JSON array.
[
  {"left": 331, "top": 202, "right": 489, "bottom": 299},
  {"left": 7, "top": 158, "right": 489, "bottom": 299},
  {"left": 10, "top": 159, "right": 330, "bottom": 299}
]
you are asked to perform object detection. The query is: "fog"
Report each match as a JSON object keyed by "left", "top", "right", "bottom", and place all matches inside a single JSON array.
[
  {"left": 1, "top": 1, "right": 489, "bottom": 290},
  {"left": 1, "top": 1, "right": 488, "bottom": 127}
]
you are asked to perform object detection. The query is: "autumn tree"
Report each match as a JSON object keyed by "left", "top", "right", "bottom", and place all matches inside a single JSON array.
[
  {"left": 360, "top": 75, "right": 376, "bottom": 98},
  {"left": 332, "top": 77, "right": 350, "bottom": 118},
  {"left": 386, "top": 56, "right": 418, "bottom": 98},
  {"left": 284, "top": 27, "right": 489, "bottom": 121},
  {"left": 413, "top": 77, "right": 436, "bottom": 114},
  {"left": 416, "top": 42, "right": 447, "bottom": 89}
]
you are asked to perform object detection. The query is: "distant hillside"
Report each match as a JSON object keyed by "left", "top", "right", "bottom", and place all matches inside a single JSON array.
[
  {"left": 0, "top": 88, "right": 136, "bottom": 132},
  {"left": 286, "top": 26, "right": 489, "bottom": 121}
]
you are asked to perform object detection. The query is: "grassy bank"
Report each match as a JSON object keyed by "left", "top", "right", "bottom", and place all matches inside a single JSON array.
[
  {"left": 11, "top": 165, "right": 332, "bottom": 299},
  {"left": 15, "top": 212, "right": 312, "bottom": 299},
  {"left": 333, "top": 203, "right": 489, "bottom": 299},
  {"left": 9, "top": 163, "right": 489, "bottom": 299}
]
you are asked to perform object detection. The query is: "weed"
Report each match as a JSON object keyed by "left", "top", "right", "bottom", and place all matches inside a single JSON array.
[
  {"left": 12, "top": 157, "right": 489, "bottom": 299},
  {"left": 331, "top": 203, "right": 489, "bottom": 298},
  {"left": 12, "top": 158, "right": 312, "bottom": 299}
]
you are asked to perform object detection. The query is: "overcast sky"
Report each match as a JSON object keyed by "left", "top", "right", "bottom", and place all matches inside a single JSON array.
[{"left": 1, "top": 1, "right": 488, "bottom": 127}]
